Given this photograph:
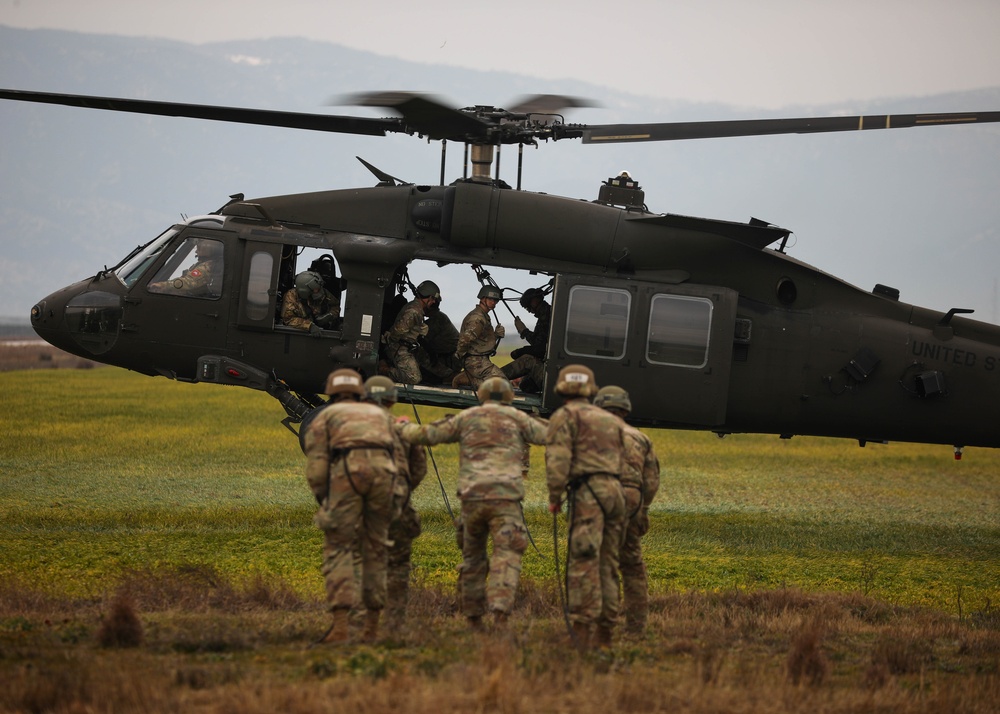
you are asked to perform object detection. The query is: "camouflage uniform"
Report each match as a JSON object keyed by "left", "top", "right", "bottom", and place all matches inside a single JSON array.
[
  {"left": 455, "top": 304, "right": 505, "bottom": 388},
  {"left": 280, "top": 288, "right": 339, "bottom": 330},
  {"left": 384, "top": 298, "right": 429, "bottom": 384},
  {"left": 148, "top": 259, "right": 220, "bottom": 296},
  {"left": 386, "top": 416, "right": 428, "bottom": 625},
  {"left": 304, "top": 401, "right": 398, "bottom": 614},
  {"left": 546, "top": 399, "right": 626, "bottom": 630},
  {"left": 502, "top": 301, "right": 551, "bottom": 393},
  {"left": 403, "top": 403, "right": 546, "bottom": 618},
  {"left": 619, "top": 424, "right": 660, "bottom": 634}
]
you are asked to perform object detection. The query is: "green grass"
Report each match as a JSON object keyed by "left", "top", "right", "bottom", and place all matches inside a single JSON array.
[{"left": 2, "top": 367, "right": 997, "bottom": 615}]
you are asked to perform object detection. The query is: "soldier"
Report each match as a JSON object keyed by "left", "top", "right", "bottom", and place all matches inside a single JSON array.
[
  {"left": 453, "top": 285, "right": 506, "bottom": 389},
  {"left": 546, "top": 364, "right": 627, "bottom": 650},
  {"left": 502, "top": 287, "right": 551, "bottom": 393},
  {"left": 383, "top": 280, "right": 441, "bottom": 384},
  {"left": 362, "top": 375, "right": 427, "bottom": 630},
  {"left": 402, "top": 376, "right": 546, "bottom": 630},
  {"left": 594, "top": 385, "right": 661, "bottom": 636},
  {"left": 281, "top": 270, "right": 341, "bottom": 333},
  {"left": 148, "top": 238, "right": 223, "bottom": 296},
  {"left": 303, "top": 368, "right": 398, "bottom": 644},
  {"left": 416, "top": 299, "right": 462, "bottom": 384}
]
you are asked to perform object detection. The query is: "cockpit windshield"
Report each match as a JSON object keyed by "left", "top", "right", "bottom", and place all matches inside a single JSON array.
[{"left": 115, "top": 227, "right": 180, "bottom": 287}]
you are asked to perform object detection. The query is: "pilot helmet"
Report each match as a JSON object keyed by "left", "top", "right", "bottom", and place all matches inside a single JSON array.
[
  {"left": 477, "top": 285, "right": 503, "bottom": 301},
  {"left": 477, "top": 376, "right": 514, "bottom": 405},
  {"left": 324, "top": 368, "right": 365, "bottom": 398},
  {"left": 295, "top": 271, "right": 324, "bottom": 300},
  {"left": 363, "top": 375, "right": 398, "bottom": 406},
  {"left": 195, "top": 239, "right": 222, "bottom": 259},
  {"left": 594, "top": 385, "right": 632, "bottom": 414},
  {"left": 554, "top": 364, "right": 597, "bottom": 398}
]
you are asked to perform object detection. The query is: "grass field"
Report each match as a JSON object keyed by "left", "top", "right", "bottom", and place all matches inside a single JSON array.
[{"left": 1, "top": 367, "right": 998, "bottom": 712}]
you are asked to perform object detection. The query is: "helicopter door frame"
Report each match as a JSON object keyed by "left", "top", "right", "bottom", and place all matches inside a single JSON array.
[
  {"left": 236, "top": 240, "right": 281, "bottom": 330},
  {"left": 544, "top": 274, "right": 738, "bottom": 427}
]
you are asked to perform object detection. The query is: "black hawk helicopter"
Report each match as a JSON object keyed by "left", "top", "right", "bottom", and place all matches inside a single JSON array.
[{"left": 3, "top": 88, "right": 999, "bottom": 455}]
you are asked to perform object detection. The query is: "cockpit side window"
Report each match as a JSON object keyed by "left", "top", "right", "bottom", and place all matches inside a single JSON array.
[
  {"left": 115, "top": 227, "right": 179, "bottom": 288},
  {"left": 147, "top": 237, "right": 224, "bottom": 299}
]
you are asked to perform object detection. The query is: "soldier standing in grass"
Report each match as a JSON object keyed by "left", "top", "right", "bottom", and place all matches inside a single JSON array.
[
  {"left": 452, "top": 285, "right": 506, "bottom": 389},
  {"left": 546, "top": 364, "right": 627, "bottom": 650},
  {"left": 594, "top": 385, "right": 661, "bottom": 636},
  {"left": 363, "top": 375, "right": 427, "bottom": 630},
  {"left": 304, "top": 368, "right": 398, "bottom": 644},
  {"left": 402, "top": 376, "right": 547, "bottom": 631}
]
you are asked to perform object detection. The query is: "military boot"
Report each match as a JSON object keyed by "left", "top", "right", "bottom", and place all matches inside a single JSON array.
[
  {"left": 317, "top": 608, "right": 350, "bottom": 645},
  {"left": 467, "top": 615, "right": 485, "bottom": 632},
  {"left": 571, "top": 621, "right": 591, "bottom": 651},
  {"left": 362, "top": 609, "right": 380, "bottom": 643},
  {"left": 491, "top": 610, "right": 509, "bottom": 631}
]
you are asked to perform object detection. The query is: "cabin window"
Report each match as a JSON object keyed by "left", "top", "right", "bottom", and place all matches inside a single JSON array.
[
  {"left": 646, "top": 294, "right": 713, "bottom": 368},
  {"left": 564, "top": 285, "right": 630, "bottom": 360},
  {"left": 147, "top": 237, "right": 224, "bottom": 299},
  {"left": 244, "top": 251, "right": 274, "bottom": 321}
]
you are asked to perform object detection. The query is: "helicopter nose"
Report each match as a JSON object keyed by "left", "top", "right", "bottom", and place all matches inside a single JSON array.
[{"left": 31, "top": 280, "right": 122, "bottom": 358}]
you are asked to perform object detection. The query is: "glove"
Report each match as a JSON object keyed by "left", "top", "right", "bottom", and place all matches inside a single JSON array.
[
  {"left": 514, "top": 316, "right": 526, "bottom": 335},
  {"left": 309, "top": 322, "right": 322, "bottom": 336},
  {"left": 494, "top": 325, "right": 505, "bottom": 338},
  {"left": 314, "top": 312, "right": 336, "bottom": 328}
]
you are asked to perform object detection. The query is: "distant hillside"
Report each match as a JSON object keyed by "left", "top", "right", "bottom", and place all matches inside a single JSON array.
[{"left": 2, "top": 26, "right": 999, "bottom": 323}]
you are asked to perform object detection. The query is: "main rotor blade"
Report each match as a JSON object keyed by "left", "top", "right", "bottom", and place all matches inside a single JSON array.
[
  {"left": 0, "top": 88, "right": 403, "bottom": 137},
  {"left": 347, "top": 92, "right": 493, "bottom": 141},
  {"left": 577, "top": 111, "right": 1000, "bottom": 144}
]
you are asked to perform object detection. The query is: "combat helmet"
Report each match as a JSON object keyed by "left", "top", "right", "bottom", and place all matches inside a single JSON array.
[
  {"left": 594, "top": 385, "right": 632, "bottom": 415},
  {"left": 364, "top": 375, "right": 398, "bottom": 406},
  {"left": 477, "top": 285, "right": 503, "bottom": 301},
  {"left": 554, "top": 364, "right": 598, "bottom": 398},
  {"left": 519, "top": 287, "right": 545, "bottom": 310},
  {"left": 195, "top": 238, "right": 223, "bottom": 259},
  {"left": 294, "top": 271, "right": 324, "bottom": 300},
  {"left": 324, "top": 368, "right": 365, "bottom": 398},
  {"left": 415, "top": 280, "right": 441, "bottom": 300},
  {"left": 477, "top": 376, "right": 514, "bottom": 404}
]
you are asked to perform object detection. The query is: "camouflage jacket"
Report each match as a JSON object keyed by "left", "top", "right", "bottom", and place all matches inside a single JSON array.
[
  {"left": 303, "top": 400, "right": 398, "bottom": 500},
  {"left": 519, "top": 301, "right": 551, "bottom": 358},
  {"left": 386, "top": 299, "right": 429, "bottom": 345},
  {"left": 622, "top": 423, "right": 661, "bottom": 505},
  {"left": 402, "top": 402, "right": 547, "bottom": 501},
  {"left": 456, "top": 304, "right": 498, "bottom": 358},
  {"left": 149, "top": 259, "right": 219, "bottom": 295},
  {"left": 545, "top": 398, "right": 625, "bottom": 506},
  {"left": 281, "top": 289, "right": 339, "bottom": 330}
]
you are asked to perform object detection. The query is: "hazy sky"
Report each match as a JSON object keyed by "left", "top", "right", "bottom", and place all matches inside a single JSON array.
[{"left": 3, "top": 0, "right": 999, "bottom": 109}]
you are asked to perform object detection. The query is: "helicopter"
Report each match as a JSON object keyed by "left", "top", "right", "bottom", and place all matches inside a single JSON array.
[{"left": 2, "top": 87, "right": 999, "bottom": 455}]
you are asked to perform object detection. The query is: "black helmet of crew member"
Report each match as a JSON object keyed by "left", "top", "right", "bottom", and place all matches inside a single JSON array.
[
  {"left": 477, "top": 376, "right": 515, "bottom": 405},
  {"left": 363, "top": 375, "right": 398, "bottom": 406},
  {"left": 519, "top": 287, "right": 545, "bottom": 310},
  {"left": 415, "top": 280, "right": 441, "bottom": 300},
  {"left": 294, "top": 271, "right": 324, "bottom": 300},
  {"left": 554, "top": 363, "right": 598, "bottom": 398},
  {"left": 325, "top": 368, "right": 365, "bottom": 398},
  {"left": 477, "top": 285, "right": 502, "bottom": 301},
  {"left": 594, "top": 385, "right": 632, "bottom": 414}
]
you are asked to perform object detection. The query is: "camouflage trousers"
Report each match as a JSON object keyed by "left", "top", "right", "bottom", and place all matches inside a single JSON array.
[
  {"left": 457, "top": 498, "right": 529, "bottom": 617},
  {"left": 455, "top": 355, "right": 505, "bottom": 389},
  {"left": 565, "top": 474, "right": 626, "bottom": 628},
  {"left": 620, "top": 493, "right": 652, "bottom": 633},
  {"left": 316, "top": 450, "right": 396, "bottom": 612},
  {"left": 386, "top": 342, "right": 421, "bottom": 384},
  {"left": 501, "top": 354, "right": 545, "bottom": 393},
  {"left": 386, "top": 500, "right": 422, "bottom": 624}
]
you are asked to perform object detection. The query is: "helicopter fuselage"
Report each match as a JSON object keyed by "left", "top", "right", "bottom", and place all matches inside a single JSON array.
[{"left": 30, "top": 181, "right": 1000, "bottom": 450}]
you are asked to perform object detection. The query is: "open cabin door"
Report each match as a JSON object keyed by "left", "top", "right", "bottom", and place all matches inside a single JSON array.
[{"left": 544, "top": 274, "right": 738, "bottom": 427}]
